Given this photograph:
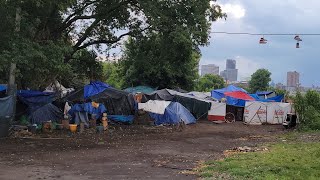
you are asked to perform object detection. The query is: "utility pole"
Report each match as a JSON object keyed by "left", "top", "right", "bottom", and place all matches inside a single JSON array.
[{"left": 8, "top": 2, "right": 21, "bottom": 95}]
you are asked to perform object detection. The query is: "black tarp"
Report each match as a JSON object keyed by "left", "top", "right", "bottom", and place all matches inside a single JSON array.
[
  {"left": 30, "top": 103, "right": 63, "bottom": 124},
  {"left": 89, "top": 88, "right": 135, "bottom": 115},
  {"left": 59, "top": 87, "right": 135, "bottom": 116},
  {"left": 142, "top": 89, "right": 211, "bottom": 119}
]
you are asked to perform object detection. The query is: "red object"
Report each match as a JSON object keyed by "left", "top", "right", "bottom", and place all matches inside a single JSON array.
[
  {"left": 208, "top": 115, "right": 225, "bottom": 121},
  {"left": 224, "top": 91, "right": 255, "bottom": 101}
]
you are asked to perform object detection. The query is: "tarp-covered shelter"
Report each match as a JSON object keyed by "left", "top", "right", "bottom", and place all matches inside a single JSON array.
[
  {"left": 124, "top": 86, "right": 156, "bottom": 94},
  {"left": 149, "top": 102, "right": 196, "bottom": 125},
  {"left": 0, "top": 96, "right": 14, "bottom": 118},
  {"left": 62, "top": 81, "right": 135, "bottom": 116},
  {"left": 211, "top": 85, "right": 247, "bottom": 100},
  {"left": 142, "top": 89, "right": 211, "bottom": 119},
  {"left": 244, "top": 101, "right": 294, "bottom": 125},
  {"left": 17, "top": 90, "right": 62, "bottom": 124},
  {"left": 30, "top": 103, "right": 63, "bottom": 124}
]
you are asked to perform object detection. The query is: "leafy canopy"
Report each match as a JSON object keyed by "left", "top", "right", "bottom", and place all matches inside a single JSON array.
[
  {"left": 196, "top": 74, "right": 225, "bottom": 92},
  {"left": 249, "top": 69, "right": 272, "bottom": 93}
]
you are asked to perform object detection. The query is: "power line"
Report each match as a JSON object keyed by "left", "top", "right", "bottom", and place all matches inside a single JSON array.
[{"left": 211, "top": 31, "right": 320, "bottom": 36}]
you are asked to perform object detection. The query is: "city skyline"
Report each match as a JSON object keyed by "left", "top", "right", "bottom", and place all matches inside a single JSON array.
[{"left": 200, "top": 0, "right": 320, "bottom": 87}]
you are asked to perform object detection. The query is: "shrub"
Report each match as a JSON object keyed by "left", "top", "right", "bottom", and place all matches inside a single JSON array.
[{"left": 295, "top": 90, "right": 320, "bottom": 131}]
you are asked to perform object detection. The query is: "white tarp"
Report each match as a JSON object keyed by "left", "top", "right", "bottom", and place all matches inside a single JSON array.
[
  {"left": 208, "top": 102, "right": 226, "bottom": 121},
  {"left": 138, "top": 100, "right": 171, "bottom": 114},
  {"left": 44, "top": 81, "right": 75, "bottom": 98},
  {"left": 244, "top": 101, "right": 294, "bottom": 125}
]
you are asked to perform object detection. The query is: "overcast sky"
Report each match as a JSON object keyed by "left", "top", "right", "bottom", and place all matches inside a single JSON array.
[{"left": 200, "top": 0, "right": 320, "bottom": 86}]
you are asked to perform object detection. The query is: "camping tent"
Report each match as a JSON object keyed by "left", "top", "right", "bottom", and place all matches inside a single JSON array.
[
  {"left": 138, "top": 100, "right": 171, "bottom": 114},
  {"left": 244, "top": 101, "right": 294, "bottom": 125},
  {"left": 148, "top": 102, "right": 196, "bottom": 125},
  {"left": 29, "top": 103, "right": 63, "bottom": 124}
]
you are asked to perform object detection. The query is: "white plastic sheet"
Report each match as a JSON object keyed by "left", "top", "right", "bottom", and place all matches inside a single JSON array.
[
  {"left": 244, "top": 101, "right": 294, "bottom": 125},
  {"left": 138, "top": 100, "right": 171, "bottom": 114}
]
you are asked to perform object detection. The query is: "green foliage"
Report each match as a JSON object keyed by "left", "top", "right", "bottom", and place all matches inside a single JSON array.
[
  {"left": 249, "top": 69, "right": 272, "bottom": 93},
  {"left": 102, "top": 62, "right": 123, "bottom": 89},
  {"left": 120, "top": 33, "right": 200, "bottom": 91},
  {"left": 0, "top": 0, "right": 226, "bottom": 89},
  {"left": 295, "top": 90, "right": 320, "bottom": 131},
  {"left": 196, "top": 74, "right": 225, "bottom": 92},
  {"left": 199, "top": 142, "right": 320, "bottom": 179}
]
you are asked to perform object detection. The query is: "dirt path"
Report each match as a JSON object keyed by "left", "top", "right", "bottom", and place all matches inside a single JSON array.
[{"left": 0, "top": 121, "right": 284, "bottom": 180}]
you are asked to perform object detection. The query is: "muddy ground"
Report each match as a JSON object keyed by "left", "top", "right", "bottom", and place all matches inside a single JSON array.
[{"left": 0, "top": 121, "right": 285, "bottom": 180}]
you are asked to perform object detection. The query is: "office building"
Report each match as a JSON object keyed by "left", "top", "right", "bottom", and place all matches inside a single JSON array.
[
  {"left": 287, "top": 71, "right": 300, "bottom": 87},
  {"left": 201, "top": 64, "right": 219, "bottom": 76},
  {"left": 221, "top": 59, "right": 238, "bottom": 82}
]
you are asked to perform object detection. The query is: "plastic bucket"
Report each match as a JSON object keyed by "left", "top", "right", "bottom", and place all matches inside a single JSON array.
[
  {"left": 0, "top": 117, "right": 11, "bottom": 138},
  {"left": 69, "top": 124, "right": 77, "bottom": 133}
]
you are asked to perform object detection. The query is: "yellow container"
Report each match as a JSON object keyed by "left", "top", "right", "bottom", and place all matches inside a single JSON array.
[{"left": 69, "top": 124, "right": 77, "bottom": 133}]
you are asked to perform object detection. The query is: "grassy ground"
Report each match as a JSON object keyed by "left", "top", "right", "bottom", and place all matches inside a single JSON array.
[{"left": 198, "top": 133, "right": 320, "bottom": 180}]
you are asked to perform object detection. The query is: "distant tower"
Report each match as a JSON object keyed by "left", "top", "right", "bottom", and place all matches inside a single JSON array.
[
  {"left": 287, "top": 71, "right": 300, "bottom": 87},
  {"left": 201, "top": 64, "right": 219, "bottom": 76},
  {"left": 221, "top": 59, "right": 238, "bottom": 82}
]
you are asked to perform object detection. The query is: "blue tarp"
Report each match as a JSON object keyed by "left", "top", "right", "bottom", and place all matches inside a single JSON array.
[
  {"left": 68, "top": 103, "right": 107, "bottom": 119},
  {"left": 84, "top": 81, "right": 111, "bottom": 99},
  {"left": 18, "top": 90, "right": 56, "bottom": 113},
  {"left": 107, "top": 115, "right": 135, "bottom": 124},
  {"left": 124, "top": 86, "right": 156, "bottom": 94},
  {"left": 211, "top": 85, "right": 247, "bottom": 100},
  {"left": 149, "top": 102, "right": 196, "bottom": 125},
  {"left": 0, "top": 85, "right": 6, "bottom": 92},
  {"left": 226, "top": 96, "right": 247, "bottom": 107},
  {"left": 250, "top": 94, "right": 284, "bottom": 102},
  {"left": 0, "top": 96, "right": 14, "bottom": 118},
  {"left": 256, "top": 91, "right": 274, "bottom": 96}
]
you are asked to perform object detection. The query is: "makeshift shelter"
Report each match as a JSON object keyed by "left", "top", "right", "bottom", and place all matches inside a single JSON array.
[
  {"left": 211, "top": 85, "right": 247, "bottom": 100},
  {"left": 61, "top": 81, "right": 135, "bottom": 116},
  {"left": 142, "top": 89, "right": 211, "bottom": 119},
  {"left": 17, "top": 90, "right": 63, "bottom": 124},
  {"left": 124, "top": 86, "right": 156, "bottom": 94},
  {"left": 0, "top": 96, "right": 14, "bottom": 118},
  {"left": 68, "top": 102, "right": 107, "bottom": 126},
  {"left": 148, "top": 102, "right": 196, "bottom": 125},
  {"left": 29, "top": 103, "right": 63, "bottom": 124},
  {"left": 244, "top": 101, "right": 294, "bottom": 125}
]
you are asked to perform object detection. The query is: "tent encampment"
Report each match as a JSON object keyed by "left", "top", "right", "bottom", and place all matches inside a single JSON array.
[
  {"left": 142, "top": 89, "right": 211, "bottom": 119},
  {"left": 244, "top": 101, "right": 294, "bottom": 125}
]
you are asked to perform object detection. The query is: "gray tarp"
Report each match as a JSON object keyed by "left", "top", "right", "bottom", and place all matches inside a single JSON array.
[{"left": 0, "top": 96, "right": 14, "bottom": 118}]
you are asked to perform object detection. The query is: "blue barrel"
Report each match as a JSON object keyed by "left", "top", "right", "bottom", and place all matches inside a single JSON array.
[{"left": 0, "top": 117, "right": 11, "bottom": 138}]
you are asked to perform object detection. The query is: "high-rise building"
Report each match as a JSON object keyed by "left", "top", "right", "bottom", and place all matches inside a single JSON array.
[
  {"left": 226, "top": 59, "right": 236, "bottom": 69},
  {"left": 221, "top": 59, "right": 238, "bottom": 82},
  {"left": 287, "top": 71, "right": 300, "bottom": 87},
  {"left": 201, "top": 64, "right": 219, "bottom": 76}
]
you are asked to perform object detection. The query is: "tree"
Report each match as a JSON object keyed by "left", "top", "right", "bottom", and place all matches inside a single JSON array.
[
  {"left": 0, "top": 0, "right": 226, "bottom": 89},
  {"left": 119, "top": 1, "right": 226, "bottom": 90},
  {"left": 196, "top": 74, "right": 225, "bottom": 92},
  {"left": 249, "top": 69, "right": 271, "bottom": 93}
]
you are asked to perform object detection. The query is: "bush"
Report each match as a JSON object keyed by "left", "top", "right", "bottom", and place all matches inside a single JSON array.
[{"left": 295, "top": 90, "right": 320, "bottom": 131}]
